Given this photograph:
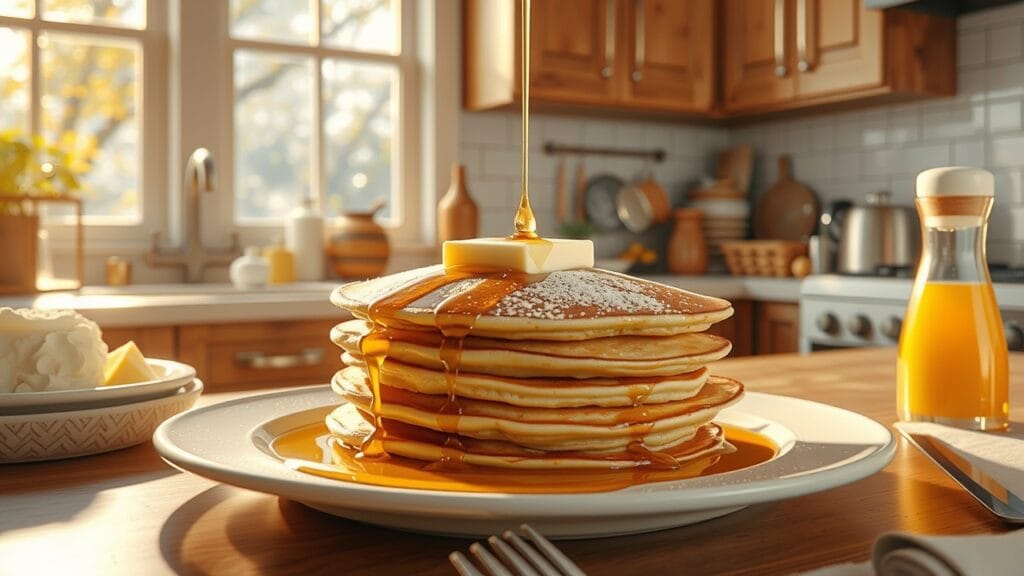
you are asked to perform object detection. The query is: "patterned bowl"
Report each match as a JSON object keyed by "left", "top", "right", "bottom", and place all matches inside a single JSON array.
[{"left": 0, "top": 379, "right": 203, "bottom": 463}]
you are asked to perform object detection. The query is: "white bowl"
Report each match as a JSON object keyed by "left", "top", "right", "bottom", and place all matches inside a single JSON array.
[{"left": 689, "top": 199, "right": 751, "bottom": 219}]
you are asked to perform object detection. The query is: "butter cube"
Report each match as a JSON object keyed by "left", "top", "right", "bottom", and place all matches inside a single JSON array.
[
  {"left": 104, "top": 341, "right": 158, "bottom": 386},
  {"left": 443, "top": 237, "right": 594, "bottom": 274}
]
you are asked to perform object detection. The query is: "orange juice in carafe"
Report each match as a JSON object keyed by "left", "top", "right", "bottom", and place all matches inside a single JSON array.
[
  {"left": 898, "top": 282, "right": 1007, "bottom": 425},
  {"left": 897, "top": 167, "right": 1009, "bottom": 431}
]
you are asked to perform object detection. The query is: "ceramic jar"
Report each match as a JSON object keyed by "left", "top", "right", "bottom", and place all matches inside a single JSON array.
[
  {"left": 230, "top": 246, "right": 270, "bottom": 289},
  {"left": 437, "top": 163, "right": 479, "bottom": 243},
  {"left": 327, "top": 201, "right": 390, "bottom": 279},
  {"left": 667, "top": 208, "right": 708, "bottom": 275}
]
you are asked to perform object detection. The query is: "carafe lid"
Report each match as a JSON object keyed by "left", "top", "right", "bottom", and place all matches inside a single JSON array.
[{"left": 916, "top": 167, "right": 993, "bottom": 198}]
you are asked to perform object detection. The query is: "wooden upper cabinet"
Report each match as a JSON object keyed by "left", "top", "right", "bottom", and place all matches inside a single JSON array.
[
  {"left": 465, "top": 0, "right": 954, "bottom": 117},
  {"left": 621, "top": 0, "right": 715, "bottom": 112},
  {"left": 464, "top": 0, "right": 716, "bottom": 114},
  {"left": 722, "top": 0, "right": 954, "bottom": 115},
  {"left": 722, "top": 0, "right": 796, "bottom": 112},
  {"left": 528, "top": 0, "right": 618, "bottom": 105},
  {"left": 796, "top": 0, "right": 882, "bottom": 98}
]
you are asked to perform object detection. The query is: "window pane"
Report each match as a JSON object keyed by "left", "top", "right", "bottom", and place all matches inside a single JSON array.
[
  {"left": 40, "top": 33, "right": 140, "bottom": 220},
  {"left": 43, "top": 0, "right": 144, "bottom": 29},
  {"left": 322, "top": 0, "right": 399, "bottom": 54},
  {"left": 0, "top": 28, "right": 30, "bottom": 132},
  {"left": 323, "top": 60, "right": 395, "bottom": 219},
  {"left": 230, "top": 0, "right": 312, "bottom": 45},
  {"left": 234, "top": 50, "right": 314, "bottom": 220},
  {"left": 0, "top": 0, "right": 32, "bottom": 18}
]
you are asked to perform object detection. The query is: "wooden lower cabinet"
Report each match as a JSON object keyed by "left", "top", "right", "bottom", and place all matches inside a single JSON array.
[
  {"left": 706, "top": 299, "right": 754, "bottom": 357},
  {"left": 178, "top": 319, "right": 343, "bottom": 390},
  {"left": 100, "top": 326, "right": 177, "bottom": 360},
  {"left": 755, "top": 301, "right": 801, "bottom": 355}
]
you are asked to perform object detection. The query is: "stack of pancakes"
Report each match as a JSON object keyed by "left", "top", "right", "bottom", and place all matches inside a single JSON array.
[{"left": 327, "top": 265, "right": 744, "bottom": 470}]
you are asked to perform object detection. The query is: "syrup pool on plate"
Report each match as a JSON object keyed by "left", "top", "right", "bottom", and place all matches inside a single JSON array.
[{"left": 270, "top": 423, "right": 777, "bottom": 494}]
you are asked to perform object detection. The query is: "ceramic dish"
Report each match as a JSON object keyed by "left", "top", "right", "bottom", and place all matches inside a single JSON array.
[
  {"left": 154, "top": 386, "right": 895, "bottom": 539},
  {"left": 1, "top": 379, "right": 202, "bottom": 463},
  {"left": 0, "top": 359, "right": 196, "bottom": 415}
]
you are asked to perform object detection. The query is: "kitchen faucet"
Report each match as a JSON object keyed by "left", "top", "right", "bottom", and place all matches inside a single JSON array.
[{"left": 146, "top": 148, "right": 240, "bottom": 282}]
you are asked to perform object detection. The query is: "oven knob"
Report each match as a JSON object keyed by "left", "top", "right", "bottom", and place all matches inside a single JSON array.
[
  {"left": 1005, "top": 323, "right": 1024, "bottom": 351},
  {"left": 880, "top": 316, "right": 902, "bottom": 341},
  {"left": 816, "top": 313, "right": 840, "bottom": 335},
  {"left": 847, "top": 315, "right": 873, "bottom": 339}
]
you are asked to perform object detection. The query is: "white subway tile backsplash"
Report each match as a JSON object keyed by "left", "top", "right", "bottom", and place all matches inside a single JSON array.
[
  {"left": 887, "top": 106, "right": 921, "bottom": 144},
  {"left": 988, "top": 99, "right": 1023, "bottom": 132},
  {"left": 482, "top": 149, "right": 522, "bottom": 179},
  {"left": 862, "top": 148, "right": 900, "bottom": 177},
  {"left": 954, "top": 138, "right": 986, "bottom": 166},
  {"left": 988, "top": 23, "right": 1023, "bottom": 62},
  {"left": 906, "top": 143, "right": 953, "bottom": 174},
  {"left": 960, "top": 29, "right": 988, "bottom": 67},
  {"left": 462, "top": 112, "right": 509, "bottom": 146},
  {"left": 987, "top": 61, "right": 1024, "bottom": 100},
  {"left": 831, "top": 150, "right": 862, "bottom": 180},
  {"left": 990, "top": 133, "right": 1024, "bottom": 167},
  {"left": 922, "top": 103, "right": 986, "bottom": 139}
]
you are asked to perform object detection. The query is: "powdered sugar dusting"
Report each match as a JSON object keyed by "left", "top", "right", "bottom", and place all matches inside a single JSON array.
[{"left": 491, "top": 270, "right": 670, "bottom": 320}]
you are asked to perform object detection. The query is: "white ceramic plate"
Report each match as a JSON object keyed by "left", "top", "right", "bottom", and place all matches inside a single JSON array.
[
  {"left": 154, "top": 386, "right": 895, "bottom": 539},
  {"left": 1, "top": 379, "right": 203, "bottom": 463},
  {"left": 0, "top": 359, "right": 196, "bottom": 415}
]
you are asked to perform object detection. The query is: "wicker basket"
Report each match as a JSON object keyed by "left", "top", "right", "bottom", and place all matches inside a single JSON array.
[{"left": 720, "top": 240, "right": 808, "bottom": 277}]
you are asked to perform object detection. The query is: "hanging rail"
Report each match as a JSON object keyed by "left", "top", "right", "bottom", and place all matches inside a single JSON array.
[{"left": 542, "top": 141, "right": 666, "bottom": 163}]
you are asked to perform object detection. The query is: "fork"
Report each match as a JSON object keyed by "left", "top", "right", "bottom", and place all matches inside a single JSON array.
[{"left": 449, "top": 524, "right": 588, "bottom": 576}]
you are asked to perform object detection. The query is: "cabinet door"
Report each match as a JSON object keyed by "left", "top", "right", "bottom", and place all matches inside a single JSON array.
[
  {"left": 756, "top": 302, "right": 800, "bottom": 355},
  {"left": 796, "top": 0, "right": 882, "bottom": 98},
  {"left": 526, "top": 0, "right": 619, "bottom": 105},
  {"left": 621, "top": 0, "right": 715, "bottom": 112},
  {"left": 101, "top": 326, "right": 176, "bottom": 360},
  {"left": 722, "top": 0, "right": 795, "bottom": 112},
  {"left": 705, "top": 300, "right": 753, "bottom": 357}
]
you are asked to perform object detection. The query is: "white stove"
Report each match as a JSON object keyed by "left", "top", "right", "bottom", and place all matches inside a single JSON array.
[{"left": 799, "top": 275, "right": 1024, "bottom": 353}]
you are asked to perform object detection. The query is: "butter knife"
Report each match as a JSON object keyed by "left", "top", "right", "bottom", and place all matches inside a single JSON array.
[{"left": 900, "top": 428, "right": 1024, "bottom": 524}]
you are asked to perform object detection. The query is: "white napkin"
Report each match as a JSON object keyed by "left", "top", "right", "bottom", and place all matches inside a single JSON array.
[
  {"left": 897, "top": 421, "right": 1024, "bottom": 498},
  {"left": 797, "top": 422, "right": 1024, "bottom": 576},
  {"left": 797, "top": 528, "right": 1024, "bottom": 576}
]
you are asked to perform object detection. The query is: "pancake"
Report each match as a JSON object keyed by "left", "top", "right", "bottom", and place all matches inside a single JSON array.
[
  {"left": 325, "top": 260, "right": 745, "bottom": 471},
  {"left": 331, "top": 320, "right": 732, "bottom": 378},
  {"left": 331, "top": 265, "right": 733, "bottom": 340},
  {"left": 327, "top": 407, "right": 731, "bottom": 470},
  {"left": 334, "top": 362, "right": 710, "bottom": 408},
  {"left": 331, "top": 375, "right": 743, "bottom": 452}
]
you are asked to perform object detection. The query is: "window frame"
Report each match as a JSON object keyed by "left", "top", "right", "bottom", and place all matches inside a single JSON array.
[
  {"left": 0, "top": 0, "right": 170, "bottom": 255},
  {"left": 220, "top": 0, "right": 423, "bottom": 245}
]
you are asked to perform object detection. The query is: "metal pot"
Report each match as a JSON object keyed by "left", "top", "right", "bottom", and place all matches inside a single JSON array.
[{"left": 828, "top": 191, "right": 920, "bottom": 275}]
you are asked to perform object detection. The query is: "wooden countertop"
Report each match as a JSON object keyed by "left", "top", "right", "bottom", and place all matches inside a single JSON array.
[{"left": 2, "top": 348, "right": 1020, "bottom": 575}]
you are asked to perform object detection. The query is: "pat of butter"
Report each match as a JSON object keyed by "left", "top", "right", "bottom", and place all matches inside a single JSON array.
[
  {"left": 104, "top": 340, "right": 158, "bottom": 386},
  {"left": 443, "top": 237, "right": 594, "bottom": 274}
]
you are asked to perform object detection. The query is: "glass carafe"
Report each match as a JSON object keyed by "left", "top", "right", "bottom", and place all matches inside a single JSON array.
[{"left": 897, "top": 167, "right": 1008, "bottom": 431}]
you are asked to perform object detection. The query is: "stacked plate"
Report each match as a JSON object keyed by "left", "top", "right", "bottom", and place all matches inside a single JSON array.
[
  {"left": 0, "top": 359, "right": 202, "bottom": 463},
  {"left": 689, "top": 179, "right": 750, "bottom": 271}
]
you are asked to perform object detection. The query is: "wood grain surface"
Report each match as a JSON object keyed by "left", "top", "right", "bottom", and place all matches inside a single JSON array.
[{"left": 2, "top": 348, "right": 1021, "bottom": 576}]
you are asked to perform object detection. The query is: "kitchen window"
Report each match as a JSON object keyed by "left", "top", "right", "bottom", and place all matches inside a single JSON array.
[
  {"left": 0, "top": 0, "right": 166, "bottom": 228},
  {"left": 0, "top": 0, "right": 438, "bottom": 269},
  {"left": 227, "top": 0, "right": 414, "bottom": 228}
]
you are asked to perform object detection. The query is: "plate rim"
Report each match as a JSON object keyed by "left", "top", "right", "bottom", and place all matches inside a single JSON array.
[
  {"left": 153, "top": 385, "right": 895, "bottom": 517},
  {"left": 0, "top": 358, "right": 196, "bottom": 412},
  {"left": 1, "top": 378, "right": 204, "bottom": 423}
]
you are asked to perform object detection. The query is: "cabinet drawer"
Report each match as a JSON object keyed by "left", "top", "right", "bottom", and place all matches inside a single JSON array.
[
  {"left": 207, "top": 337, "right": 339, "bottom": 387},
  {"left": 179, "top": 319, "right": 343, "bottom": 389}
]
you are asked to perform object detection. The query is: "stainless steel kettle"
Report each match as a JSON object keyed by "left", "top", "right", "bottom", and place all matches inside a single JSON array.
[{"left": 827, "top": 191, "right": 920, "bottom": 275}]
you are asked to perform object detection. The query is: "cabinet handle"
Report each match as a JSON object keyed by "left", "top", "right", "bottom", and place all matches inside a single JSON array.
[
  {"left": 235, "top": 347, "right": 325, "bottom": 370},
  {"left": 602, "top": 0, "right": 615, "bottom": 78},
  {"left": 631, "top": 0, "right": 645, "bottom": 82},
  {"left": 797, "top": 0, "right": 809, "bottom": 72},
  {"left": 774, "top": 0, "right": 787, "bottom": 77}
]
